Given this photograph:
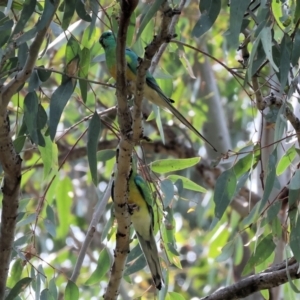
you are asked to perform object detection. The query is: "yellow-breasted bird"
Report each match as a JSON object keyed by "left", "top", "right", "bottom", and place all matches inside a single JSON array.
[
  {"left": 111, "top": 158, "right": 163, "bottom": 290},
  {"left": 99, "top": 31, "right": 217, "bottom": 151}
]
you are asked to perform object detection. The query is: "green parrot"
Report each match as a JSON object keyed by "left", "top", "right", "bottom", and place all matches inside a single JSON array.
[
  {"left": 111, "top": 157, "right": 163, "bottom": 290},
  {"left": 99, "top": 31, "right": 217, "bottom": 151}
]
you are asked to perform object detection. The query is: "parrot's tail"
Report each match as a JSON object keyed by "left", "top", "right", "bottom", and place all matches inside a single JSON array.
[{"left": 137, "top": 233, "right": 163, "bottom": 290}]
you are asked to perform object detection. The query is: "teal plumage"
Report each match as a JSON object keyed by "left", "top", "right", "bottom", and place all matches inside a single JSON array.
[
  {"left": 111, "top": 158, "right": 163, "bottom": 290},
  {"left": 99, "top": 31, "right": 217, "bottom": 151}
]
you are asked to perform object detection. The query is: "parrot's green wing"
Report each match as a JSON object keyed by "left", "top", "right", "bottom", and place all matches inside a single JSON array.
[
  {"left": 133, "top": 174, "right": 154, "bottom": 227},
  {"left": 125, "top": 48, "right": 139, "bottom": 75}
]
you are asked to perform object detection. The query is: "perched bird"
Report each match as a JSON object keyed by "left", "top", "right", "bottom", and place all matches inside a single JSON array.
[
  {"left": 111, "top": 157, "right": 163, "bottom": 290},
  {"left": 99, "top": 31, "right": 217, "bottom": 151}
]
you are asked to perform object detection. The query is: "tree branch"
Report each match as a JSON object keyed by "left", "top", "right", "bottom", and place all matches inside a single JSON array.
[
  {"left": 0, "top": 2, "right": 59, "bottom": 298},
  {"left": 0, "top": 0, "right": 60, "bottom": 115},
  {"left": 70, "top": 178, "right": 113, "bottom": 282},
  {"left": 201, "top": 258, "right": 299, "bottom": 300},
  {"left": 104, "top": 0, "right": 138, "bottom": 298}
]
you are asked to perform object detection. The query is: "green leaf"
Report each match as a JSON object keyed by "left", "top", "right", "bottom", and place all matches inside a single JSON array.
[
  {"left": 267, "top": 201, "right": 281, "bottom": 222},
  {"left": 124, "top": 253, "right": 147, "bottom": 276},
  {"left": 232, "top": 144, "right": 260, "bottom": 178},
  {"left": 276, "top": 145, "right": 296, "bottom": 175},
  {"left": 16, "top": 27, "right": 38, "bottom": 46},
  {"left": 97, "top": 149, "right": 116, "bottom": 162},
  {"left": 160, "top": 179, "right": 174, "bottom": 207},
  {"left": 243, "top": 234, "right": 275, "bottom": 275},
  {"left": 49, "top": 79, "right": 75, "bottom": 140},
  {"left": 127, "top": 11, "right": 136, "bottom": 46},
  {"left": 17, "top": 43, "right": 28, "bottom": 68},
  {"left": 87, "top": 112, "right": 102, "bottom": 185},
  {"left": 126, "top": 242, "right": 143, "bottom": 263},
  {"left": 165, "top": 292, "right": 185, "bottom": 300},
  {"left": 161, "top": 207, "right": 181, "bottom": 269},
  {"left": 258, "top": 151, "right": 277, "bottom": 213},
  {"left": 290, "top": 216, "right": 300, "bottom": 263},
  {"left": 45, "top": 207, "right": 56, "bottom": 237},
  {"left": 65, "top": 280, "right": 79, "bottom": 300},
  {"left": 150, "top": 157, "right": 200, "bottom": 173},
  {"left": 37, "top": 66, "right": 52, "bottom": 82},
  {"left": 75, "top": 0, "right": 92, "bottom": 22},
  {"left": 1, "top": 57, "right": 18, "bottom": 74},
  {"left": 5, "top": 277, "right": 33, "bottom": 300},
  {"left": 279, "top": 34, "right": 291, "bottom": 92},
  {"left": 18, "top": 198, "right": 31, "bottom": 212},
  {"left": 49, "top": 278, "right": 57, "bottom": 300},
  {"left": 16, "top": 213, "right": 37, "bottom": 227},
  {"left": 7, "top": 259, "right": 24, "bottom": 288},
  {"left": 65, "top": 36, "right": 81, "bottom": 66},
  {"left": 56, "top": 177, "right": 73, "bottom": 238},
  {"left": 62, "top": 0, "right": 76, "bottom": 30},
  {"left": 274, "top": 104, "right": 287, "bottom": 144},
  {"left": 192, "top": 0, "right": 221, "bottom": 37},
  {"left": 44, "top": 219, "right": 56, "bottom": 238},
  {"left": 153, "top": 104, "right": 165, "bottom": 144},
  {"left": 292, "top": 28, "right": 300, "bottom": 66},
  {"left": 294, "top": 0, "right": 300, "bottom": 24},
  {"left": 85, "top": 249, "right": 111, "bottom": 284},
  {"left": 38, "top": 135, "right": 58, "bottom": 179},
  {"left": 137, "top": 0, "right": 164, "bottom": 40},
  {"left": 78, "top": 47, "right": 90, "bottom": 103},
  {"left": 13, "top": 135, "right": 26, "bottom": 154},
  {"left": 28, "top": 70, "right": 40, "bottom": 92},
  {"left": 37, "top": 104, "right": 47, "bottom": 130},
  {"left": 215, "top": 240, "right": 235, "bottom": 262},
  {"left": 289, "top": 170, "right": 300, "bottom": 190},
  {"left": 0, "top": 28, "right": 11, "bottom": 48},
  {"left": 167, "top": 175, "right": 206, "bottom": 193},
  {"left": 11, "top": 0, "right": 36, "bottom": 37},
  {"left": 261, "top": 26, "right": 279, "bottom": 72},
  {"left": 101, "top": 211, "right": 114, "bottom": 242},
  {"left": 214, "top": 169, "right": 236, "bottom": 220},
  {"left": 227, "top": 0, "right": 251, "bottom": 49},
  {"left": 40, "top": 289, "right": 53, "bottom": 300}
]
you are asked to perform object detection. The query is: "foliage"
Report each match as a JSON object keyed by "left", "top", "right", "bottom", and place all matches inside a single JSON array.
[{"left": 1, "top": 0, "right": 300, "bottom": 299}]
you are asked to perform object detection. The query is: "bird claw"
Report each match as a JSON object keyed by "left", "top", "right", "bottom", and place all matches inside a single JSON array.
[
  {"left": 128, "top": 203, "right": 139, "bottom": 215},
  {"left": 141, "top": 135, "right": 151, "bottom": 142}
]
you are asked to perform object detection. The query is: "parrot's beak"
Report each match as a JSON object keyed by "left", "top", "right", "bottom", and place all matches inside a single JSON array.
[{"left": 99, "top": 37, "right": 104, "bottom": 47}]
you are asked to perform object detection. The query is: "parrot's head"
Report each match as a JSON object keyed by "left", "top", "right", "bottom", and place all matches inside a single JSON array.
[{"left": 99, "top": 31, "right": 116, "bottom": 49}]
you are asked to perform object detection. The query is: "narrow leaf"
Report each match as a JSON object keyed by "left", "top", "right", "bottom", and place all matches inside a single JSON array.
[
  {"left": 214, "top": 169, "right": 236, "bottom": 220},
  {"left": 258, "top": 151, "right": 277, "bottom": 213},
  {"left": 167, "top": 175, "right": 206, "bottom": 193},
  {"left": 276, "top": 145, "right": 296, "bottom": 175},
  {"left": 85, "top": 248, "right": 111, "bottom": 285},
  {"left": 289, "top": 170, "right": 300, "bottom": 190},
  {"left": 65, "top": 280, "right": 79, "bottom": 300},
  {"left": 137, "top": 0, "right": 164, "bottom": 40},
  {"left": 11, "top": 0, "right": 36, "bottom": 37},
  {"left": 151, "top": 157, "right": 200, "bottom": 173},
  {"left": 5, "top": 277, "right": 32, "bottom": 300},
  {"left": 49, "top": 79, "right": 74, "bottom": 140},
  {"left": 56, "top": 177, "right": 73, "bottom": 238},
  {"left": 62, "top": 0, "right": 76, "bottom": 30},
  {"left": 124, "top": 254, "right": 147, "bottom": 276},
  {"left": 192, "top": 0, "right": 221, "bottom": 37},
  {"left": 75, "top": 0, "right": 91, "bottom": 22},
  {"left": 290, "top": 217, "right": 300, "bottom": 263},
  {"left": 87, "top": 112, "right": 102, "bottom": 185},
  {"left": 243, "top": 234, "right": 275, "bottom": 275},
  {"left": 261, "top": 26, "right": 279, "bottom": 72},
  {"left": 227, "top": 0, "right": 251, "bottom": 49},
  {"left": 78, "top": 47, "right": 90, "bottom": 103},
  {"left": 160, "top": 179, "right": 174, "bottom": 207}
]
